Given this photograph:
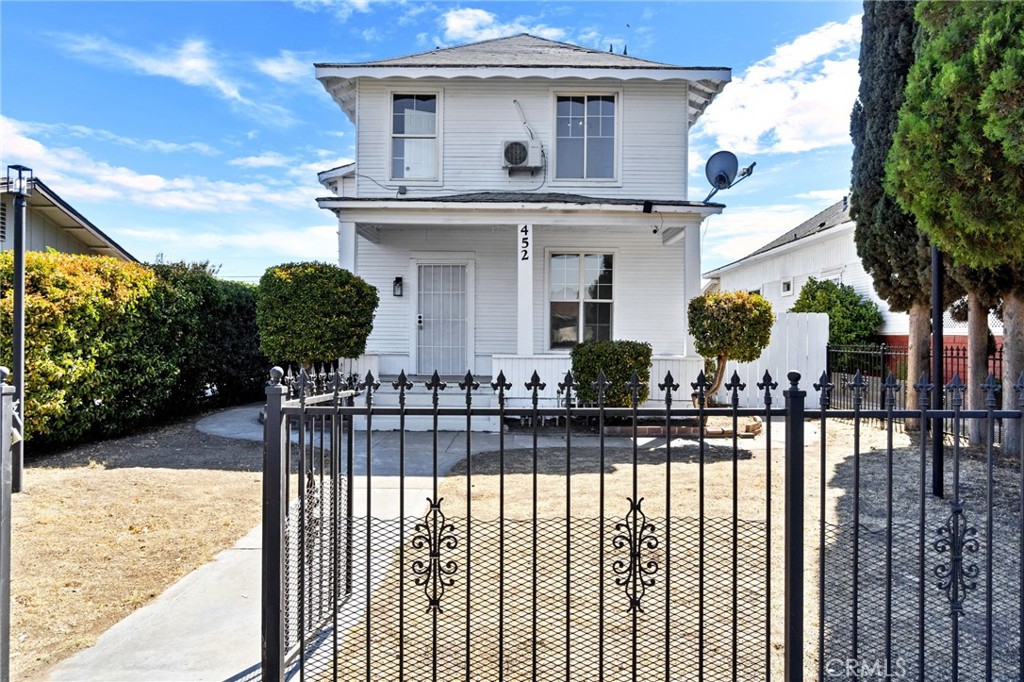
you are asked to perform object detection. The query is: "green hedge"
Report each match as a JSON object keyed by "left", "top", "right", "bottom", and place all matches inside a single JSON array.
[
  {"left": 571, "top": 340, "right": 653, "bottom": 407},
  {"left": 0, "top": 253, "right": 267, "bottom": 445}
]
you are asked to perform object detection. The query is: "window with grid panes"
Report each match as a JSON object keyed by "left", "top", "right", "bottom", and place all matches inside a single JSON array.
[
  {"left": 549, "top": 253, "right": 613, "bottom": 348},
  {"left": 391, "top": 94, "right": 437, "bottom": 180},
  {"left": 555, "top": 95, "right": 615, "bottom": 179}
]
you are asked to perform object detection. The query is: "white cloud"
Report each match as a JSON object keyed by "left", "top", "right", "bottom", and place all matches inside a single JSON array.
[
  {"left": 292, "top": 0, "right": 381, "bottom": 22},
  {"left": 54, "top": 34, "right": 295, "bottom": 124},
  {"left": 229, "top": 152, "right": 296, "bottom": 168},
  {"left": 0, "top": 115, "right": 317, "bottom": 212},
  {"left": 794, "top": 188, "right": 849, "bottom": 202},
  {"left": 693, "top": 14, "right": 862, "bottom": 156},
  {"left": 118, "top": 224, "right": 338, "bottom": 259},
  {"left": 15, "top": 121, "right": 218, "bottom": 156},
  {"left": 255, "top": 50, "right": 310, "bottom": 83},
  {"left": 701, "top": 204, "right": 823, "bottom": 272},
  {"left": 440, "top": 8, "right": 567, "bottom": 44},
  {"left": 361, "top": 27, "right": 384, "bottom": 42}
]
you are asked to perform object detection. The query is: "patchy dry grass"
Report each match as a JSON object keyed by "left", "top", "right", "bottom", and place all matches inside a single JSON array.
[{"left": 10, "top": 417, "right": 262, "bottom": 680}]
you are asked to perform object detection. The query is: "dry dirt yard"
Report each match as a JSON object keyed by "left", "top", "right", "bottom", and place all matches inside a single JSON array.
[{"left": 10, "top": 409, "right": 264, "bottom": 680}]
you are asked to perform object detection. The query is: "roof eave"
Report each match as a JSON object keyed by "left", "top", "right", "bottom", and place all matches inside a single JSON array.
[{"left": 316, "top": 66, "right": 731, "bottom": 123}]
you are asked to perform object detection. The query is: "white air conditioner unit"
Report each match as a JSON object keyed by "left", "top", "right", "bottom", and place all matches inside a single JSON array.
[{"left": 501, "top": 140, "right": 543, "bottom": 170}]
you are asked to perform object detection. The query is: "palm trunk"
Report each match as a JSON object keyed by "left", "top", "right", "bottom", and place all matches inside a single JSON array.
[
  {"left": 905, "top": 300, "right": 930, "bottom": 431},
  {"left": 1002, "top": 291, "right": 1023, "bottom": 458},
  {"left": 966, "top": 291, "right": 988, "bottom": 445}
]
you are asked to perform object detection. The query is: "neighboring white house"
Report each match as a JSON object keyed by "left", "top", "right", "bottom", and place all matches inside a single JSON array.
[
  {"left": 702, "top": 197, "right": 1004, "bottom": 345},
  {"left": 314, "top": 34, "right": 731, "bottom": 398},
  {"left": 0, "top": 177, "right": 136, "bottom": 262}
]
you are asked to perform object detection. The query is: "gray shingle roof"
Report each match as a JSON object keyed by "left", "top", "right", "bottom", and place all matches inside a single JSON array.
[
  {"left": 316, "top": 33, "right": 723, "bottom": 70},
  {"left": 706, "top": 197, "right": 851, "bottom": 275}
]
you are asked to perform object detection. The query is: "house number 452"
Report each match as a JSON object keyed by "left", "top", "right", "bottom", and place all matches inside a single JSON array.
[{"left": 520, "top": 225, "right": 530, "bottom": 261}]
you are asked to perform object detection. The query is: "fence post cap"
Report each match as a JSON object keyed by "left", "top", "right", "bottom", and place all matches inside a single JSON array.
[
  {"left": 0, "top": 366, "right": 8, "bottom": 382},
  {"left": 787, "top": 370, "right": 801, "bottom": 385},
  {"left": 269, "top": 366, "right": 284, "bottom": 384}
]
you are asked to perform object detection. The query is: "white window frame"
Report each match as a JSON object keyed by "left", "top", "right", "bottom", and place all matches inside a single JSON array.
[
  {"left": 549, "top": 88, "right": 622, "bottom": 185},
  {"left": 781, "top": 277, "right": 794, "bottom": 297},
  {"left": 545, "top": 250, "right": 615, "bottom": 351},
  {"left": 388, "top": 89, "right": 443, "bottom": 184}
]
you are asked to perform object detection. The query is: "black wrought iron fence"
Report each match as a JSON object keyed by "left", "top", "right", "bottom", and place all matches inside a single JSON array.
[
  {"left": 828, "top": 343, "right": 1005, "bottom": 443},
  {"left": 262, "top": 364, "right": 1024, "bottom": 682}
]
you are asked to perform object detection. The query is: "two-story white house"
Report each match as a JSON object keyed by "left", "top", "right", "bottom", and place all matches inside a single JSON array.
[{"left": 315, "top": 34, "right": 730, "bottom": 401}]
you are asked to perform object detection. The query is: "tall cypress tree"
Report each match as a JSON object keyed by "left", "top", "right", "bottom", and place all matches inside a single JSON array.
[
  {"left": 850, "top": 0, "right": 959, "bottom": 420},
  {"left": 887, "top": 0, "right": 1024, "bottom": 455}
]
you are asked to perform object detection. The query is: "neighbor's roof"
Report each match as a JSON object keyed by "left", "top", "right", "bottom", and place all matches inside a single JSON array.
[
  {"left": 316, "top": 34, "right": 730, "bottom": 126},
  {"left": 1, "top": 177, "right": 137, "bottom": 262},
  {"left": 704, "top": 197, "right": 851, "bottom": 277}
]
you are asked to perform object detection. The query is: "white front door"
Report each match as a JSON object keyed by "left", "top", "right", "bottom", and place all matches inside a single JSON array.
[{"left": 417, "top": 263, "right": 468, "bottom": 375}]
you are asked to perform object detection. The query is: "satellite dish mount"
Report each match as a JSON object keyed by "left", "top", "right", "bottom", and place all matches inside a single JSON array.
[{"left": 703, "top": 151, "right": 755, "bottom": 203}]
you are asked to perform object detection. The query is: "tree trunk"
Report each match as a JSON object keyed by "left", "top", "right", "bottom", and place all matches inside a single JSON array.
[
  {"left": 905, "top": 300, "right": 931, "bottom": 431},
  {"left": 966, "top": 291, "right": 988, "bottom": 445},
  {"left": 1003, "top": 291, "right": 1023, "bottom": 458}
]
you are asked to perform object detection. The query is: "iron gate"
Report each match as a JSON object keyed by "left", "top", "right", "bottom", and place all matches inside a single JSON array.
[{"left": 262, "top": 366, "right": 1024, "bottom": 681}]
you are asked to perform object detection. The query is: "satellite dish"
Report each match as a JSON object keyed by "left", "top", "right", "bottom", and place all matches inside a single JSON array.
[
  {"left": 702, "top": 150, "right": 754, "bottom": 203},
  {"left": 705, "top": 151, "right": 739, "bottom": 190}
]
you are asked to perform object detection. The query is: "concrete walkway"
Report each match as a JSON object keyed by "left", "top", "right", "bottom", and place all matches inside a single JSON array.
[{"left": 49, "top": 405, "right": 628, "bottom": 681}]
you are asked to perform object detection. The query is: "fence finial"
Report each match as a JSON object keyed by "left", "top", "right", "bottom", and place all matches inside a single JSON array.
[
  {"left": 757, "top": 370, "right": 778, "bottom": 407},
  {"left": 459, "top": 370, "right": 479, "bottom": 407},
  {"left": 0, "top": 366, "right": 9, "bottom": 383},
  {"left": 813, "top": 370, "right": 833, "bottom": 409},
  {"left": 491, "top": 370, "right": 512, "bottom": 407},
  {"left": 945, "top": 373, "right": 966, "bottom": 409},
  {"left": 426, "top": 370, "right": 446, "bottom": 409},
  {"left": 725, "top": 370, "right": 746, "bottom": 408},
  {"left": 269, "top": 366, "right": 284, "bottom": 386},
  {"left": 981, "top": 373, "right": 1000, "bottom": 408},
  {"left": 594, "top": 369, "right": 610, "bottom": 407},
  {"left": 658, "top": 371, "right": 679, "bottom": 407},
  {"left": 913, "top": 372, "right": 933, "bottom": 409},
  {"left": 881, "top": 371, "right": 900, "bottom": 410},
  {"left": 393, "top": 370, "right": 413, "bottom": 409}
]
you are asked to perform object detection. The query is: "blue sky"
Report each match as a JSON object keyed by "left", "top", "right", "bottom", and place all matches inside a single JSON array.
[{"left": 1, "top": 0, "right": 862, "bottom": 281}]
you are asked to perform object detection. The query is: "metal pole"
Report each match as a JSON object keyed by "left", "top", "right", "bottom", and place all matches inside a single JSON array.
[
  {"left": 784, "top": 371, "right": 806, "bottom": 682},
  {"left": 0, "top": 369, "right": 12, "bottom": 682},
  {"left": 931, "top": 245, "right": 944, "bottom": 497},
  {"left": 262, "top": 368, "right": 287, "bottom": 682},
  {"left": 11, "top": 194, "right": 25, "bottom": 494}
]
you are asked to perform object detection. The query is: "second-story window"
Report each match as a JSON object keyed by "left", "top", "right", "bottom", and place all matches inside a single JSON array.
[
  {"left": 392, "top": 94, "right": 437, "bottom": 180},
  {"left": 555, "top": 95, "right": 615, "bottom": 180}
]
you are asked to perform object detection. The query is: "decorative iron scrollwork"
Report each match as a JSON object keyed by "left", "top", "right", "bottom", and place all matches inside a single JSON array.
[
  {"left": 933, "top": 502, "right": 979, "bottom": 615},
  {"left": 612, "top": 497, "right": 659, "bottom": 612},
  {"left": 411, "top": 498, "right": 458, "bottom": 613}
]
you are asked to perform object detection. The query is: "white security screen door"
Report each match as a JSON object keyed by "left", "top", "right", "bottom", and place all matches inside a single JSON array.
[{"left": 417, "top": 264, "right": 467, "bottom": 375}]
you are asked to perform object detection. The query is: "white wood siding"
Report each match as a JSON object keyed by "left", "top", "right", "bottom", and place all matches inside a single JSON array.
[
  {"left": 0, "top": 198, "right": 94, "bottom": 256},
  {"left": 353, "top": 78, "right": 689, "bottom": 200},
  {"left": 713, "top": 224, "right": 909, "bottom": 336},
  {"left": 358, "top": 223, "right": 690, "bottom": 375},
  {"left": 532, "top": 226, "right": 686, "bottom": 356}
]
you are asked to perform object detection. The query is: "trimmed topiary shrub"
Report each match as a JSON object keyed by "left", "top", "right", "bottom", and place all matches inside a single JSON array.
[
  {"left": 689, "top": 290, "right": 775, "bottom": 400},
  {"left": 571, "top": 340, "right": 653, "bottom": 407},
  {"left": 256, "top": 262, "right": 379, "bottom": 366}
]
